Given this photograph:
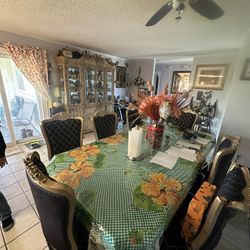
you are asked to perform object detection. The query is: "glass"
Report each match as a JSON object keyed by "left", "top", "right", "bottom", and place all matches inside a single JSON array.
[
  {"left": 106, "top": 71, "right": 113, "bottom": 102},
  {"left": 58, "top": 65, "right": 65, "bottom": 103},
  {"left": 67, "top": 65, "right": 81, "bottom": 104},
  {"left": 0, "top": 57, "right": 41, "bottom": 141},
  {"left": 85, "top": 69, "right": 96, "bottom": 105},
  {"left": 0, "top": 97, "right": 11, "bottom": 143},
  {"left": 96, "top": 70, "right": 104, "bottom": 103}
]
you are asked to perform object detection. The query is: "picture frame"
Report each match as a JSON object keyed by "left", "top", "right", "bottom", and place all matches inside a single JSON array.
[
  {"left": 240, "top": 58, "right": 250, "bottom": 80},
  {"left": 193, "top": 64, "right": 229, "bottom": 90},
  {"left": 171, "top": 71, "right": 191, "bottom": 93}
]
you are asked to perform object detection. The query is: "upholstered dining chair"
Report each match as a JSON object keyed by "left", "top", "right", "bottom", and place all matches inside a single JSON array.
[
  {"left": 92, "top": 111, "right": 117, "bottom": 140},
  {"left": 126, "top": 108, "right": 143, "bottom": 130},
  {"left": 170, "top": 111, "right": 198, "bottom": 130},
  {"left": 41, "top": 112, "right": 83, "bottom": 160},
  {"left": 24, "top": 151, "right": 89, "bottom": 250},
  {"left": 161, "top": 166, "right": 249, "bottom": 250},
  {"left": 207, "top": 136, "right": 242, "bottom": 189}
]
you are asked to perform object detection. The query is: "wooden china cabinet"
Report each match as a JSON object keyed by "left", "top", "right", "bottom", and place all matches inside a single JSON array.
[{"left": 55, "top": 54, "right": 116, "bottom": 132}]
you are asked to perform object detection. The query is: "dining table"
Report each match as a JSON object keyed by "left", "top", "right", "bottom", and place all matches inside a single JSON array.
[{"left": 46, "top": 128, "right": 214, "bottom": 250}]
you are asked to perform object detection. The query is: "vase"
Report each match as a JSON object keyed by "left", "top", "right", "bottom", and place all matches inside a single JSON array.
[{"left": 146, "top": 124, "right": 164, "bottom": 149}]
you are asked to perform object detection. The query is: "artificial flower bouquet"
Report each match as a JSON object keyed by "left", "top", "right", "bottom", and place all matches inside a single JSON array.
[{"left": 138, "top": 93, "right": 182, "bottom": 149}]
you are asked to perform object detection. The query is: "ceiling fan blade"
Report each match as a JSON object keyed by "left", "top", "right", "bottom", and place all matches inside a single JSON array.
[
  {"left": 146, "top": 1, "right": 173, "bottom": 26},
  {"left": 189, "top": 0, "right": 224, "bottom": 20}
]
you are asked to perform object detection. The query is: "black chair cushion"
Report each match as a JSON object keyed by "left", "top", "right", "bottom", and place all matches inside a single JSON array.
[
  {"left": 170, "top": 112, "right": 196, "bottom": 130},
  {"left": 217, "top": 138, "right": 232, "bottom": 152},
  {"left": 217, "top": 166, "right": 247, "bottom": 202},
  {"left": 27, "top": 176, "right": 73, "bottom": 250},
  {"left": 94, "top": 114, "right": 116, "bottom": 139},
  {"left": 44, "top": 119, "right": 82, "bottom": 158},
  {"left": 213, "top": 149, "right": 236, "bottom": 189}
]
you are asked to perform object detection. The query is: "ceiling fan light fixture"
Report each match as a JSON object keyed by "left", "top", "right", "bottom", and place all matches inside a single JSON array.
[{"left": 145, "top": 0, "right": 224, "bottom": 26}]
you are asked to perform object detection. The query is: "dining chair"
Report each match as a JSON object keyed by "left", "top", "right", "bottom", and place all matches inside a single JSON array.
[
  {"left": 207, "top": 136, "right": 242, "bottom": 189},
  {"left": 92, "top": 111, "right": 117, "bottom": 139},
  {"left": 24, "top": 152, "right": 89, "bottom": 250},
  {"left": 40, "top": 112, "right": 83, "bottom": 160},
  {"left": 170, "top": 110, "right": 198, "bottom": 130},
  {"left": 126, "top": 108, "right": 143, "bottom": 130},
  {"left": 161, "top": 166, "right": 249, "bottom": 250}
]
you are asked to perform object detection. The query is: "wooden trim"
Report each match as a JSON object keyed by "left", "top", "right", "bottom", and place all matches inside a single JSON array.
[{"left": 190, "top": 197, "right": 225, "bottom": 250}]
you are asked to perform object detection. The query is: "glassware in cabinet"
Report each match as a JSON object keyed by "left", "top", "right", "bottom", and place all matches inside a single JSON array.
[
  {"left": 85, "top": 68, "right": 96, "bottom": 105},
  {"left": 106, "top": 70, "right": 113, "bottom": 102},
  {"left": 67, "top": 65, "right": 81, "bottom": 105},
  {"left": 96, "top": 69, "right": 105, "bottom": 103}
]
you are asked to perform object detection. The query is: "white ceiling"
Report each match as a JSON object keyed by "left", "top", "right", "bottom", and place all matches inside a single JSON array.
[{"left": 0, "top": 0, "right": 250, "bottom": 59}]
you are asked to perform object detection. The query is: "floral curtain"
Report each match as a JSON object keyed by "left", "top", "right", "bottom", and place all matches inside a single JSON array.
[{"left": 2, "top": 41, "right": 52, "bottom": 101}]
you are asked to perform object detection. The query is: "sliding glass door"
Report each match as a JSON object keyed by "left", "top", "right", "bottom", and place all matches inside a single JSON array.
[{"left": 0, "top": 55, "right": 42, "bottom": 144}]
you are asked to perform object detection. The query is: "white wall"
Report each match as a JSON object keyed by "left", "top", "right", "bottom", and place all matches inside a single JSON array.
[
  {"left": 220, "top": 31, "right": 250, "bottom": 165},
  {"left": 190, "top": 54, "right": 237, "bottom": 137},
  {"left": 127, "top": 59, "right": 155, "bottom": 100},
  {"left": 155, "top": 63, "right": 192, "bottom": 94}
]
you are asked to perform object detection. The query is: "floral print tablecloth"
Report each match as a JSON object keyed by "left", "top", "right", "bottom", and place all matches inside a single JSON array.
[{"left": 47, "top": 132, "right": 214, "bottom": 250}]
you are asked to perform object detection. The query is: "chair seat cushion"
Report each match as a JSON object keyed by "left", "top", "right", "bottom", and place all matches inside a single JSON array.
[{"left": 181, "top": 181, "right": 217, "bottom": 243}]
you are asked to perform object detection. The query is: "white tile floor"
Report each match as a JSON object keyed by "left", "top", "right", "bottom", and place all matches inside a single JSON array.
[{"left": 0, "top": 132, "right": 249, "bottom": 250}]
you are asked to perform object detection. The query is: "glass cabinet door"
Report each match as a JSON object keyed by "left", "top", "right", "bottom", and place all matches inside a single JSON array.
[
  {"left": 85, "top": 68, "right": 96, "bottom": 105},
  {"left": 67, "top": 65, "right": 81, "bottom": 104},
  {"left": 106, "top": 71, "right": 113, "bottom": 102},
  {"left": 96, "top": 69, "right": 104, "bottom": 103},
  {"left": 58, "top": 65, "right": 65, "bottom": 103}
]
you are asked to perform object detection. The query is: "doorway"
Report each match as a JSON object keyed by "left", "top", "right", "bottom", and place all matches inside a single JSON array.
[{"left": 0, "top": 55, "right": 42, "bottom": 145}]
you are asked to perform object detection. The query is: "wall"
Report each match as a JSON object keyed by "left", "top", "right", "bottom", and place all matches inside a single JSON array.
[
  {"left": 220, "top": 31, "right": 250, "bottom": 165},
  {"left": 190, "top": 54, "right": 237, "bottom": 137},
  {"left": 0, "top": 30, "right": 127, "bottom": 96},
  {"left": 127, "top": 59, "right": 155, "bottom": 100},
  {"left": 155, "top": 63, "right": 192, "bottom": 94}
]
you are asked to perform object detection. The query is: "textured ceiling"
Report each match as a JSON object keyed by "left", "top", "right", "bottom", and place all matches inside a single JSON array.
[{"left": 0, "top": 0, "right": 250, "bottom": 58}]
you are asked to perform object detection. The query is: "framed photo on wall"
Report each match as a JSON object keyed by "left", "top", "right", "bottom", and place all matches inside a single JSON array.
[
  {"left": 240, "top": 58, "right": 250, "bottom": 80},
  {"left": 193, "top": 64, "right": 229, "bottom": 90},
  {"left": 171, "top": 71, "right": 191, "bottom": 93}
]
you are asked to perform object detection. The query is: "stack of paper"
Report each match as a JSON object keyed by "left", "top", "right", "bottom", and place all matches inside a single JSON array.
[
  {"left": 150, "top": 151, "right": 178, "bottom": 169},
  {"left": 175, "top": 140, "right": 201, "bottom": 151},
  {"left": 166, "top": 146, "right": 197, "bottom": 162}
]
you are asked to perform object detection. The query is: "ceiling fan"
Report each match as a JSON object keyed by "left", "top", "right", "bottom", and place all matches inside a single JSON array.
[{"left": 146, "top": 0, "right": 224, "bottom": 26}]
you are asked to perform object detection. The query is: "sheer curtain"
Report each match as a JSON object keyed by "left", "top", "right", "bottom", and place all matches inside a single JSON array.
[{"left": 3, "top": 41, "right": 52, "bottom": 104}]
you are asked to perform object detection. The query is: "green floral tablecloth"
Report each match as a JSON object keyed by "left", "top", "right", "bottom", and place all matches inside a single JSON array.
[{"left": 47, "top": 132, "right": 214, "bottom": 250}]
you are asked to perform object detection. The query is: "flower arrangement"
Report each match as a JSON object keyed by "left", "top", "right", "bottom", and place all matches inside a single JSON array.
[
  {"left": 137, "top": 83, "right": 182, "bottom": 148},
  {"left": 138, "top": 93, "right": 181, "bottom": 124}
]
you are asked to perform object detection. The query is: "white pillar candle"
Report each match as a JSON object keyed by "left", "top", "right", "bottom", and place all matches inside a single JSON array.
[{"left": 128, "top": 127, "right": 143, "bottom": 158}]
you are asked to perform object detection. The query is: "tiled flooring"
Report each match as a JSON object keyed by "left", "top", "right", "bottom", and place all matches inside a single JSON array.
[{"left": 0, "top": 132, "right": 249, "bottom": 249}]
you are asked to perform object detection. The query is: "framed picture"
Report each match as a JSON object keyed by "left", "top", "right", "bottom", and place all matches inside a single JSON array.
[
  {"left": 171, "top": 71, "right": 191, "bottom": 93},
  {"left": 193, "top": 64, "right": 229, "bottom": 90},
  {"left": 240, "top": 58, "right": 250, "bottom": 80}
]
